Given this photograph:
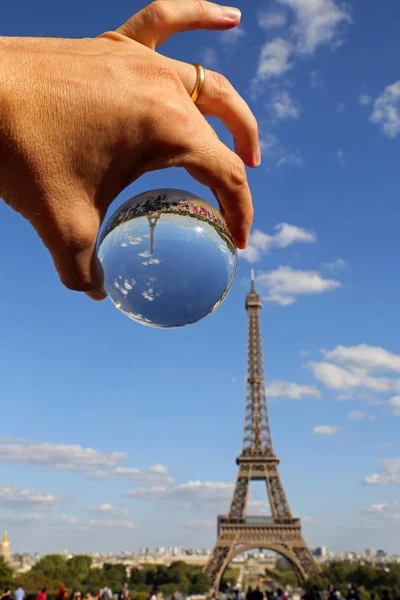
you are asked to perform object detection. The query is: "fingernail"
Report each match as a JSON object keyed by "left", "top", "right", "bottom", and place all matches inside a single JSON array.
[
  {"left": 254, "top": 145, "right": 262, "bottom": 167},
  {"left": 223, "top": 7, "right": 241, "bottom": 21}
]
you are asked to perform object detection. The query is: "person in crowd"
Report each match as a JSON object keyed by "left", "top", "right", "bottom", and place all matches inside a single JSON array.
[
  {"left": 118, "top": 586, "right": 129, "bottom": 600},
  {"left": 234, "top": 589, "right": 244, "bottom": 600},
  {"left": 246, "top": 588, "right": 253, "bottom": 600},
  {"left": 36, "top": 589, "right": 47, "bottom": 600},
  {"left": 14, "top": 586, "right": 25, "bottom": 600},
  {"left": 149, "top": 589, "right": 158, "bottom": 600},
  {"left": 56, "top": 586, "right": 67, "bottom": 600},
  {"left": 253, "top": 587, "right": 263, "bottom": 600},
  {"left": 156, "top": 592, "right": 163, "bottom": 600},
  {"left": 328, "top": 585, "right": 339, "bottom": 600},
  {"left": 100, "top": 588, "right": 112, "bottom": 600},
  {"left": 0, "top": 589, "right": 11, "bottom": 600},
  {"left": 83, "top": 594, "right": 93, "bottom": 600},
  {"left": 276, "top": 590, "right": 287, "bottom": 600},
  {"left": 170, "top": 589, "right": 182, "bottom": 600},
  {"left": 346, "top": 588, "right": 359, "bottom": 600},
  {"left": 382, "top": 592, "right": 391, "bottom": 600}
]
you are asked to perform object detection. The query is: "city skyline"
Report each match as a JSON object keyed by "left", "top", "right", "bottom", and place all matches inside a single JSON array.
[{"left": 0, "top": 0, "right": 400, "bottom": 556}]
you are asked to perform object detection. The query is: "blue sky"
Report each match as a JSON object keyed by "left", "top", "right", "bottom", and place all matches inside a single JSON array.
[{"left": 1, "top": 0, "right": 400, "bottom": 556}]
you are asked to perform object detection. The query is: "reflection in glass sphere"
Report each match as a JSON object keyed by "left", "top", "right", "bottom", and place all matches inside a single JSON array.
[{"left": 98, "top": 189, "right": 237, "bottom": 328}]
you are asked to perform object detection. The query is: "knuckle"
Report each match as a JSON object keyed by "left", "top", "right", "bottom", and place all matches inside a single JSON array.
[
  {"left": 229, "top": 154, "right": 247, "bottom": 187},
  {"left": 193, "top": 0, "right": 208, "bottom": 19},
  {"left": 210, "top": 71, "right": 233, "bottom": 101},
  {"left": 144, "top": 2, "right": 173, "bottom": 27}
]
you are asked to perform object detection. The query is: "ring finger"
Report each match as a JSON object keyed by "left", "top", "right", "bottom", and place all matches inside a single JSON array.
[{"left": 168, "top": 58, "right": 260, "bottom": 168}]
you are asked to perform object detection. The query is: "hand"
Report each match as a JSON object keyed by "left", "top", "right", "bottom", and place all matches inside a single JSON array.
[{"left": 0, "top": 0, "right": 259, "bottom": 300}]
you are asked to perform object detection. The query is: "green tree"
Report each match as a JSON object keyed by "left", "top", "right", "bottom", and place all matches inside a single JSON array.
[
  {"left": 19, "top": 570, "right": 56, "bottom": 595},
  {"left": 102, "top": 564, "right": 127, "bottom": 591},
  {"left": 32, "top": 555, "right": 67, "bottom": 583},
  {"left": 189, "top": 572, "right": 210, "bottom": 595},
  {"left": 67, "top": 555, "right": 92, "bottom": 585},
  {"left": 0, "top": 557, "right": 13, "bottom": 589},
  {"left": 83, "top": 567, "right": 108, "bottom": 592},
  {"left": 130, "top": 568, "right": 147, "bottom": 587}
]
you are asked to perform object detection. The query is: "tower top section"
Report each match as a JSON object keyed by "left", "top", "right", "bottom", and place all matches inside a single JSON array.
[{"left": 246, "top": 269, "right": 262, "bottom": 310}]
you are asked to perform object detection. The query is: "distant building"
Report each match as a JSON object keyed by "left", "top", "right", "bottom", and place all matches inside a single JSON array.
[
  {"left": 377, "top": 549, "right": 387, "bottom": 558},
  {"left": 365, "top": 548, "right": 377, "bottom": 558},
  {"left": 313, "top": 547, "right": 328, "bottom": 559},
  {"left": 0, "top": 531, "right": 11, "bottom": 561}
]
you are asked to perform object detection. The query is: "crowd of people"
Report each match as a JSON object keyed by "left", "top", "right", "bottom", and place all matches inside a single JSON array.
[
  {"left": 215, "top": 586, "right": 400, "bottom": 600},
  {"left": 0, "top": 585, "right": 184, "bottom": 600}
]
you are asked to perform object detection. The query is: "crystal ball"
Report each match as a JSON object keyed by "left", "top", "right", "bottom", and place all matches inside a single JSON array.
[{"left": 98, "top": 189, "right": 237, "bottom": 328}]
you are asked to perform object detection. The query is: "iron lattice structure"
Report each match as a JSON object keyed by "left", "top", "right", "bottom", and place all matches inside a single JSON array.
[{"left": 204, "top": 272, "right": 320, "bottom": 591}]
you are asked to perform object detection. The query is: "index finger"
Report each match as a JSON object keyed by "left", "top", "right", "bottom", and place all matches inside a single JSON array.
[{"left": 178, "top": 135, "right": 253, "bottom": 248}]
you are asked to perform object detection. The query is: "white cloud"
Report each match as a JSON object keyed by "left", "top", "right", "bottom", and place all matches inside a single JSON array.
[
  {"left": 0, "top": 485, "right": 59, "bottom": 511},
  {"left": 310, "top": 70, "right": 323, "bottom": 89},
  {"left": 91, "top": 504, "right": 128, "bottom": 516},
  {"left": 323, "top": 344, "right": 400, "bottom": 372},
  {"left": 312, "top": 425, "right": 340, "bottom": 435},
  {"left": 0, "top": 439, "right": 127, "bottom": 472},
  {"left": 308, "top": 344, "right": 400, "bottom": 397},
  {"left": 380, "top": 458, "right": 400, "bottom": 474},
  {"left": 269, "top": 90, "right": 300, "bottom": 120},
  {"left": 301, "top": 516, "right": 318, "bottom": 523},
  {"left": 88, "top": 466, "right": 174, "bottom": 485},
  {"left": 88, "top": 520, "right": 138, "bottom": 529},
  {"left": 364, "top": 474, "right": 400, "bottom": 486},
  {"left": 186, "top": 519, "right": 214, "bottom": 530},
  {"left": 239, "top": 223, "right": 316, "bottom": 263},
  {"left": 258, "top": 266, "right": 341, "bottom": 305},
  {"left": 266, "top": 380, "right": 321, "bottom": 399},
  {"left": 6, "top": 513, "right": 78, "bottom": 527},
  {"left": 337, "top": 102, "right": 345, "bottom": 115},
  {"left": 257, "top": 38, "right": 293, "bottom": 80},
  {"left": 364, "top": 459, "right": 400, "bottom": 486},
  {"left": 348, "top": 410, "right": 366, "bottom": 422},
  {"left": 126, "top": 481, "right": 234, "bottom": 512},
  {"left": 279, "top": 0, "right": 351, "bottom": 54},
  {"left": 276, "top": 150, "right": 303, "bottom": 168},
  {"left": 149, "top": 465, "right": 168, "bottom": 474},
  {"left": 337, "top": 148, "right": 346, "bottom": 166},
  {"left": 359, "top": 94, "right": 372, "bottom": 106},
  {"left": 363, "top": 501, "right": 400, "bottom": 526},
  {"left": 389, "top": 396, "right": 400, "bottom": 416},
  {"left": 253, "top": 0, "right": 350, "bottom": 90},
  {"left": 258, "top": 10, "right": 287, "bottom": 29},
  {"left": 308, "top": 361, "right": 400, "bottom": 393},
  {"left": 201, "top": 47, "right": 218, "bottom": 69},
  {"left": 336, "top": 393, "right": 353, "bottom": 401},
  {"left": 220, "top": 26, "right": 245, "bottom": 45},
  {"left": 370, "top": 81, "right": 400, "bottom": 138},
  {"left": 323, "top": 258, "right": 346, "bottom": 271}
]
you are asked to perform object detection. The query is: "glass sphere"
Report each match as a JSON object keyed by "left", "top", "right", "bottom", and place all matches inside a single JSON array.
[{"left": 98, "top": 189, "right": 237, "bottom": 328}]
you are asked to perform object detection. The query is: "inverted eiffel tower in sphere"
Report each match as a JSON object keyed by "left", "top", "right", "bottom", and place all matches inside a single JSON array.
[{"left": 204, "top": 271, "right": 320, "bottom": 591}]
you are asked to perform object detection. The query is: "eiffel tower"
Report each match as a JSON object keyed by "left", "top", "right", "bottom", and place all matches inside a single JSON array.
[{"left": 204, "top": 270, "right": 320, "bottom": 591}]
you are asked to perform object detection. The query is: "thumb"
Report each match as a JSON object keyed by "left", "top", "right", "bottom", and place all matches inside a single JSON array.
[{"left": 115, "top": 0, "right": 241, "bottom": 50}]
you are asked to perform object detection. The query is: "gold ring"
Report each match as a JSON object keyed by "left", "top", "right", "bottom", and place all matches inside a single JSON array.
[{"left": 190, "top": 63, "right": 205, "bottom": 103}]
